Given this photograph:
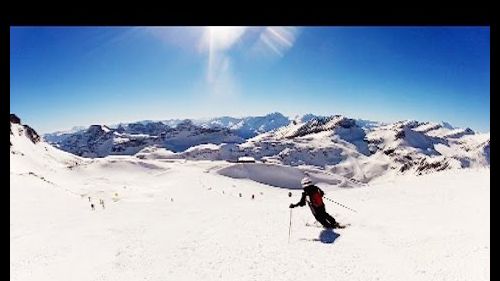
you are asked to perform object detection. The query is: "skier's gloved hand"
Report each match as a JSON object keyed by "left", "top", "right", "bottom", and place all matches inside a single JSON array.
[{"left": 289, "top": 203, "right": 295, "bottom": 208}]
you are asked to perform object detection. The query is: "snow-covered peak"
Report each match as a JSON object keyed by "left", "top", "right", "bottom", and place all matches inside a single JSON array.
[
  {"left": 274, "top": 115, "right": 357, "bottom": 139},
  {"left": 88, "top": 124, "right": 111, "bottom": 134},
  {"left": 441, "top": 121, "right": 455, "bottom": 129},
  {"left": 125, "top": 121, "right": 170, "bottom": 135},
  {"left": 412, "top": 121, "right": 474, "bottom": 139},
  {"left": 204, "top": 116, "right": 240, "bottom": 128},
  {"left": 187, "top": 112, "right": 291, "bottom": 139},
  {"left": 355, "top": 118, "right": 383, "bottom": 130},
  {"left": 299, "top": 113, "right": 323, "bottom": 123},
  {"left": 394, "top": 119, "right": 421, "bottom": 129},
  {"left": 175, "top": 119, "right": 196, "bottom": 130}
]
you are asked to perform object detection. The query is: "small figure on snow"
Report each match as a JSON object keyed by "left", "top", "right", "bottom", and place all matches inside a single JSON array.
[
  {"left": 90, "top": 203, "right": 95, "bottom": 211},
  {"left": 289, "top": 177, "right": 342, "bottom": 229}
]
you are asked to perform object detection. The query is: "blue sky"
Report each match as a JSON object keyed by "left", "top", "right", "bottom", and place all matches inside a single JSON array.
[{"left": 10, "top": 26, "right": 490, "bottom": 133}]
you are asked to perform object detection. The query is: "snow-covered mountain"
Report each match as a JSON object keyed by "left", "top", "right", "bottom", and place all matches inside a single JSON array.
[
  {"left": 156, "top": 115, "right": 489, "bottom": 183},
  {"left": 365, "top": 120, "right": 489, "bottom": 175},
  {"left": 48, "top": 119, "right": 244, "bottom": 157},
  {"left": 43, "top": 126, "right": 87, "bottom": 143},
  {"left": 43, "top": 113, "right": 291, "bottom": 156},
  {"left": 42, "top": 112, "right": 489, "bottom": 183},
  {"left": 44, "top": 112, "right": 292, "bottom": 143},
  {"left": 196, "top": 112, "right": 291, "bottom": 138}
]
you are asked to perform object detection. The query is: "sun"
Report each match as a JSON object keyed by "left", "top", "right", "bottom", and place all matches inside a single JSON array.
[{"left": 205, "top": 26, "right": 247, "bottom": 52}]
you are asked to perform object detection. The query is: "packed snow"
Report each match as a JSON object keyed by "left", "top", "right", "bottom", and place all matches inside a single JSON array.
[{"left": 11, "top": 119, "right": 489, "bottom": 281}]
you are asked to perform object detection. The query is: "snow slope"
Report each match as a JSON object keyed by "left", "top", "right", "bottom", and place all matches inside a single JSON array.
[
  {"left": 10, "top": 119, "right": 85, "bottom": 176},
  {"left": 216, "top": 163, "right": 348, "bottom": 189},
  {"left": 11, "top": 118, "right": 489, "bottom": 281}
]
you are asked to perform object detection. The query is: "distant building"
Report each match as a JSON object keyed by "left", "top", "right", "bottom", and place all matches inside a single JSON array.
[{"left": 237, "top": 156, "right": 256, "bottom": 163}]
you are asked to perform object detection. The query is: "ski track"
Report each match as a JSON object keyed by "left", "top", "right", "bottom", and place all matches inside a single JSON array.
[{"left": 10, "top": 155, "right": 489, "bottom": 281}]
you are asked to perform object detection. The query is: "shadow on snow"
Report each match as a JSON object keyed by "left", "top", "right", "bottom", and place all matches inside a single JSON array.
[{"left": 299, "top": 229, "right": 340, "bottom": 244}]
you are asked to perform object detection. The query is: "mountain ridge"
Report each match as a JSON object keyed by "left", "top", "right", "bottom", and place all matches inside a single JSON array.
[{"left": 18, "top": 112, "right": 488, "bottom": 184}]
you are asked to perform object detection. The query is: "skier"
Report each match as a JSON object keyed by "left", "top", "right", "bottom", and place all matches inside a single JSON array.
[{"left": 289, "top": 177, "right": 342, "bottom": 229}]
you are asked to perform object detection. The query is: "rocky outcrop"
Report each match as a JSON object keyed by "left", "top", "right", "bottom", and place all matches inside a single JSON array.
[
  {"left": 10, "top": 114, "right": 21, "bottom": 124},
  {"left": 10, "top": 114, "right": 40, "bottom": 144},
  {"left": 23, "top": 125, "right": 41, "bottom": 144}
]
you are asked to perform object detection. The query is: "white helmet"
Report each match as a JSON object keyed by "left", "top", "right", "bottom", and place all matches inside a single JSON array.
[{"left": 301, "top": 177, "right": 312, "bottom": 187}]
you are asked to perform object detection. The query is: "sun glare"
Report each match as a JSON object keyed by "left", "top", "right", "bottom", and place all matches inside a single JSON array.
[{"left": 205, "top": 26, "right": 247, "bottom": 51}]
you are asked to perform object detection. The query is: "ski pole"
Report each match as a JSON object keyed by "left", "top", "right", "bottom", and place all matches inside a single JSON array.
[
  {"left": 288, "top": 208, "right": 293, "bottom": 243},
  {"left": 323, "top": 196, "right": 358, "bottom": 213}
]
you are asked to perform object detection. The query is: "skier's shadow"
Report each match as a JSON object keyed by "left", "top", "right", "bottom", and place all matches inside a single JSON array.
[
  {"left": 318, "top": 229, "right": 340, "bottom": 244},
  {"left": 300, "top": 229, "right": 340, "bottom": 244}
]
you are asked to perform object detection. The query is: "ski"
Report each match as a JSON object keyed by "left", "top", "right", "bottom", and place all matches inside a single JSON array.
[{"left": 306, "top": 222, "right": 350, "bottom": 229}]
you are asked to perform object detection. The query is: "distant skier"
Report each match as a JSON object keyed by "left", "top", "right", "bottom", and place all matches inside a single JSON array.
[
  {"left": 289, "top": 177, "right": 342, "bottom": 229},
  {"left": 90, "top": 203, "right": 95, "bottom": 211}
]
